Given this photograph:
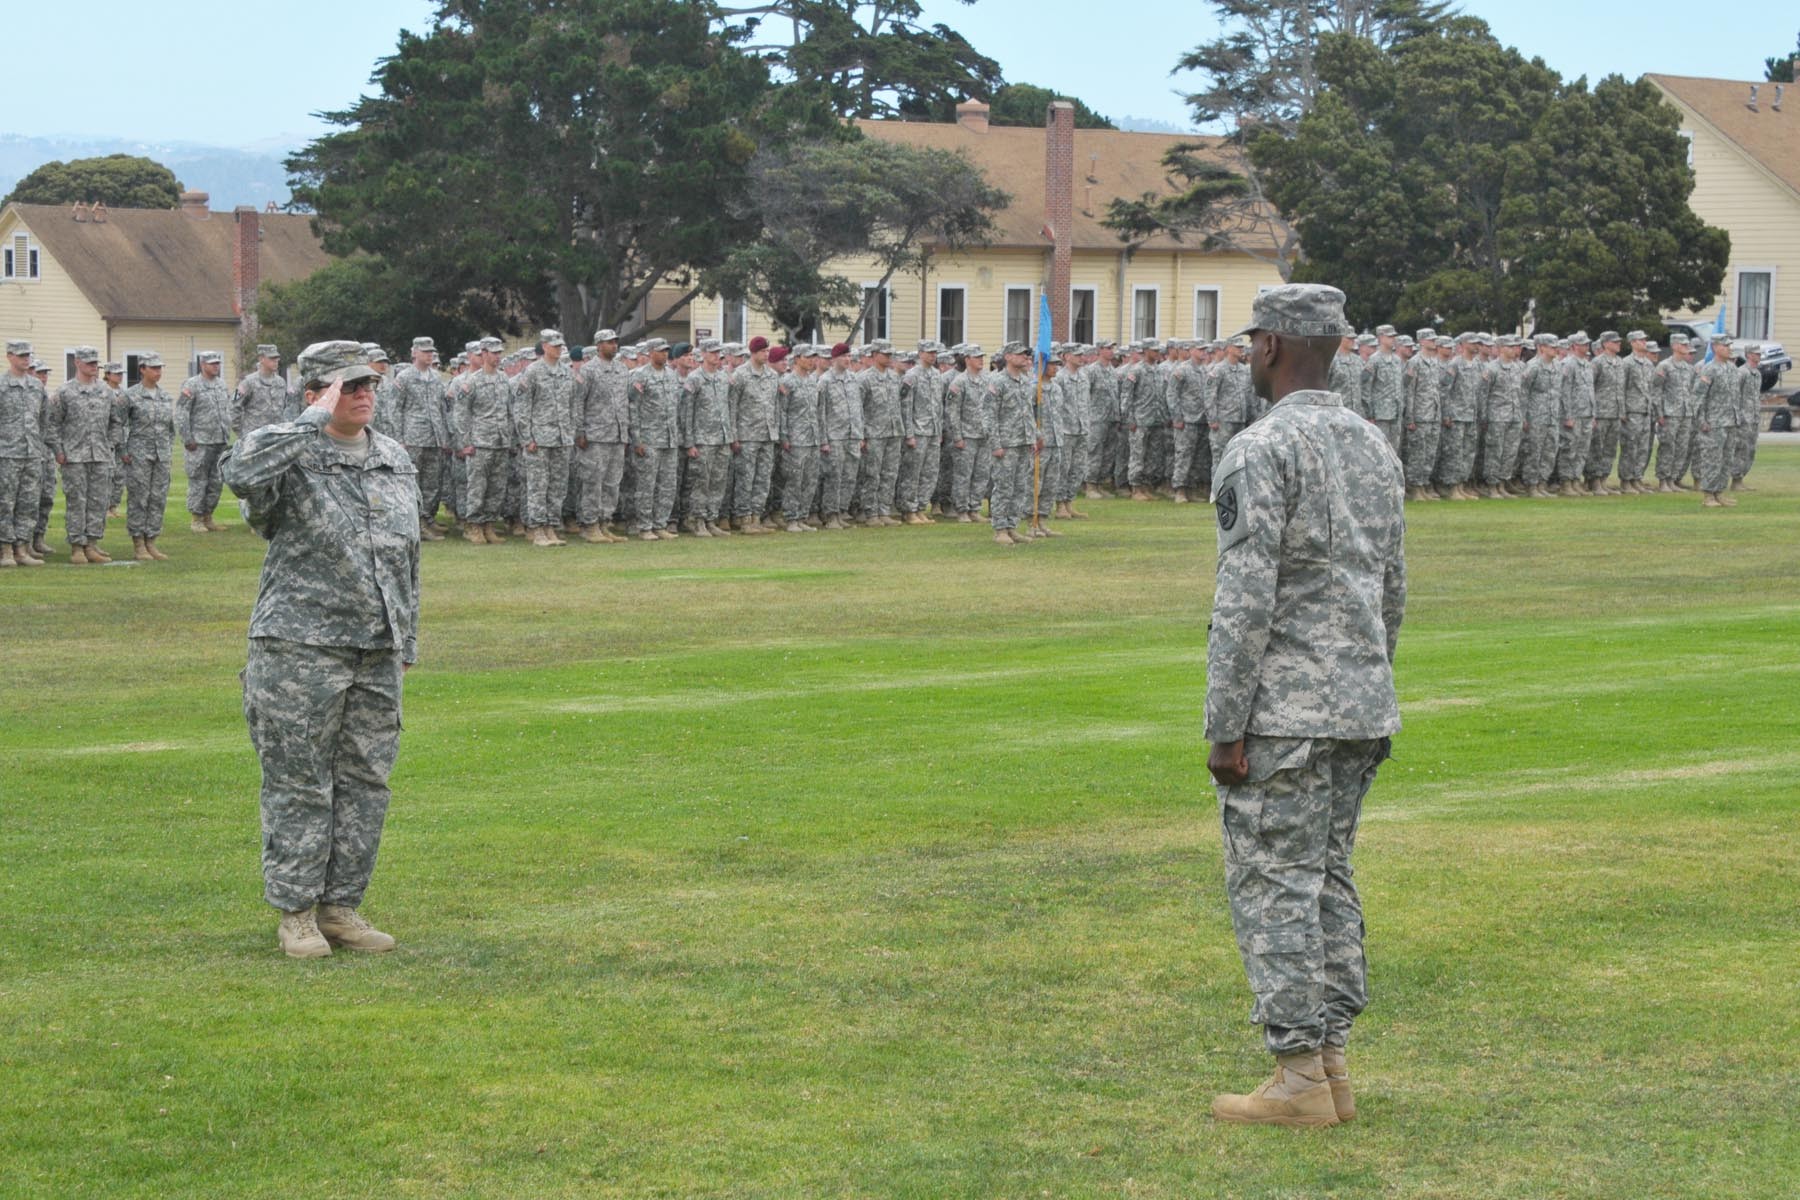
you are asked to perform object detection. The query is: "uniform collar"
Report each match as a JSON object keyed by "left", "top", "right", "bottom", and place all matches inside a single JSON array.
[{"left": 1275, "top": 388, "right": 1342, "bottom": 409}]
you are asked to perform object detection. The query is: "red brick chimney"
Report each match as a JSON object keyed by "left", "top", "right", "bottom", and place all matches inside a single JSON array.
[
  {"left": 233, "top": 205, "right": 261, "bottom": 322},
  {"left": 1044, "top": 101, "right": 1075, "bottom": 341}
]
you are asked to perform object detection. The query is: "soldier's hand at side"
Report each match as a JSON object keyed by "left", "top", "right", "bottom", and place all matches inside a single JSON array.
[
  {"left": 635, "top": 444, "right": 647, "bottom": 457},
  {"left": 906, "top": 436, "right": 917, "bottom": 448},
  {"left": 576, "top": 435, "right": 588, "bottom": 449},
  {"left": 56, "top": 453, "right": 67, "bottom": 466},
  {"left": 185, "top": 441, "right": 198, "bottom": 452},
  {"left": 993, "top": 447, "right": 1006, "bottom": 459},
  {"left": 526, "top": 441, "right": 538, "bottom": 454},
  {"left": 460, "top": 446, "right": 474, "bottom": 458},
  {"left": 731, "top": 441, "right": 741, "bottom": 454},
  {"left": 821, "top": 443, "right": 831, "bottom": 455},
  {"left": 687, "top": 447, "right": 699, "bottom": 459},
  {"left": 121, "top": 453, "right": 132, "bottom": 465},
  {"left": 954, "top": 439, "right": 964, "bottom": 450},
  {"left": 1207, "top": 739, "right": 1249, "bottom": 787},
  {"left": 782, "top": 441, "right": 791, "bottom": 451}
]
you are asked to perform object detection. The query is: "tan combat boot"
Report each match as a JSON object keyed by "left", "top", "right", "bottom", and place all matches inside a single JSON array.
[
  {"left": 1701, "top": 493, "right": 1723, "bottom": 508},
  {"left": 0, "top": 544, "right": 13, "bottom": 568},
  {"left": 315, "top": 903, "right": 396, "bottom": 953},
  {"left": 1719, "top": 493, "right": 1738, "bottom": 507},
  {"left": 31, "top": 535, "right": 50, "bottom": 558},
  {"left": 70, "top": 544, "right": 90, "bottom": 564},
  {"left": 581, "top": 524, "right": 611, "bottom": 543},
  {"left": 483, "top": 523, "right": 506, "bottom": 543},
  {"left": 639, "top": 530, "right": 660, "bottom": 541},
  {"left": 692, "top": 522, "right": 714, "bottom": 537},
  {"left": 191, "top": 515, "right": 209, "bottom": 533},
  {"left": 145, "top": 538, "right": 169, "bottom": 561},
  {"left": 133, "top": 536, "right": 153, "bottom": 561},
  {"left": 203, "top": 512, "right": 225, "bottom": 531},
  {"left": 1172, "top": 489, "right": 1189, "bottom": 505},
  {"left": 707, "top": 521, "right": 732, "bottom": 537},
  {"left": 463, "top": 523, "right": 486, "bottom": 544},
  {"left": 993, "top": 530, "right": 1015, "bottom": 546},
  {"left": 14, "top": 541, "right": 44, "bottom": 566},
  {"left": 1212, "top": 1050, "right": 1339, "bottom": 1128},
  {"left": 1320, "top": 1045, "right": 1355, "bottom": 1123},
  {"left": 419, "top": 518, "right": 443, "bottom": 541},
  {"left": 277, "top": 907, "right": 332, "bottom": 958},
  {"left": 86, "top": 542, "right": 112, "bottom": 562}
]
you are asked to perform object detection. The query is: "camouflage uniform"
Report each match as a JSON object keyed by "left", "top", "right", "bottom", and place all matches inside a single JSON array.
[
  {"left": 453, "top": 365, "right": 517, "bottom": 525},
  {"left": 1692, "top": 352, "right": 1736, "bottom": 494},
  {"left": 178, "top": 362, "right": 233, "bottom": 517},
  {"left": 1169, "top": 352, "right": 1207, "bottom": 492},
  {"left": 1653, "top": 352, "right": 1696, "bottom": 486},
  {"left": 575, "top": 350, "right": 630, "bottom": 528},
  {"left": 1364, "top": 346, "right": 1406, "bottom": 455},
  {"left": 1210, "top": 359, "right": 1255, "bottom": 481},
  {"left": 778, "top": 359, "right": 824, "bottom": 523},
  {"left": 390, "top": 357, "right": 451, "bottom": 525},
  {"left": 1554, "top": 348, "right": 1595, "bottom": 485},
  {"left": 0, "top": 361, "right": 47, "bottom": 548},
  {"left": 1124, "top": 356, "right": 1169, "bottom": 489},
  {"left": 1400, "top": 343, "right": 1441, "bottom": 490},
  {"left": 1056, "top": 355, "right": 1092, "bottom": 504},
  {"left": 1619, "top": 344, "right": 1657, "bottom": 485},
  {"left": 986, "top": 366, "right": 1036, "bottom": 532},
  {"left": 1733, "top": 361, "right": 1761, "bottom": 484},
  {"left": 1207, "top": 287, "right": 1405, "bottom": 1056},
  {"left": 1520, "top": 342, "right": 1561, "bottom": 488},
  {"left": 945, "top": 361, "right": 990, "bottom": 517},
  {"left": 219, "top": 342, "right": 419, "bottom": 914},
  {"left": 122, "top": 375, "right": 176, "bottom": 540},
  {"left": 234, "top": 364, "right": 298, "bottom": 438},
  {"left": 681, "top": 362, "right": 734, "bottom": 526},
  {"left": 628, "top": 357, "right": 682, "bottom": 534},
  {"left": 818, "top": 362, "right": 865, "bottom": 521},
  {"left": 898, "top": 352, "right": 945, "bottom": 514},
  {"left": 1480, "top": 351, "right": 1523, "bottom": 487},
  {"left": 1436, "top": 348, "right": 1484, "bottom": 490},
  {"left": 1586, "top": 343, "right": 1626, "bottom": 486},
  {"left": 730, "top": 361, "right": 782, "bottom": 522},
  {"left": 858, "top": 357, "right": 905, "bottom": 519},
  {"left": 1083, "top": 355, "right": 1122, "bottom": 489},
  {"left": 47, "top": 363, "right": 123, "bottom": 546},
  {"left": 515, "top": 345, "right": 578, "bottom": 531}
]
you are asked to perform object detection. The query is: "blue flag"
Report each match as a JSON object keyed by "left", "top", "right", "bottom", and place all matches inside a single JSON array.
[
  {"left": 1035, "top": 291, "right": 1053, "bottom": 372},
  {"left": 1706, "top": 301, "right": 1728, "bottom": 363}
]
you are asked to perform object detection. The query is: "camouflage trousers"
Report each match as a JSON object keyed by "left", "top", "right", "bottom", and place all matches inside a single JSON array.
[
  {"left": 935, "top": 441, "right": 955, "bottom": 510},
  {"left": 1373, "top": 418, "right": 1403, "bottom": 458},
  {"left": 989, "top": 444, "right": 1031, "bottom": 531},
  {"left": 61, "top": 460, "right": 111, "bottom": 544},
  {"left": 404, "top": 445, "right": 447, "bottom": 522},
  {"left": 1033, "top": 445, "right": 1057, "bottom": 519},
  {"left": 896, "top": 436, "right": 940, "bottom": 514},
  {"left": 950, "top": 438, "right": 989, "bottom": 514},
  {"left": 683, "top": 444, "right": 731, "bottom": 523},
  {"left": 462, "top": 448, "right": 510, "bottom": 524},
  {"left": 1400, "top": 422, "right": 1439, "bottom": 488},
  {"left": 1554, "top": 420, "right": 1591, "bottom": 483},
  {"left": 0, "top": 455, "right": 41, "bottom": 543},
  {"left": 125, "top": 457, "right": 172, "bottom": 539},
  {"left": 1585, "top": 418, "right": 1621, "bottom": 483},
  {"left": 859, "top": 436, "right": 902, "bottom": 517},
  {"left": 522, "top": 444, "right": 571, "bottom": 528},
  {"left": 1172, "top": 424, "right": 1204, "bottom": 491},
  {"left": 1731, "top": 423, "right": 1757, "bottom": 481},
  {"left": 243, "top": 638, "right": 404, "bottom": 913},
  {"left": 1654, "top": 418, "right": 1693, "bottom": 484},
  {"left": 1618, "top": 414, "right": 1654, "bottom": 482},
  {"left": 1695, "top": 423, "right": 1730, "bottom": 493},
  {"left": 573, "top": 442, "right": 627, "bottom": 527},
  {"left": 110, "top": 450, "right": 127, "bottom": 509},
  {"left": 633, "top": 447, "right": 679, "bottom": 533},
  {"left": 1127, "top": 425, "right": 1158, "bottom": 487},
  {"left": 1432, "top": 422, "right": 1469, "bottom": 486},
  {"left": 1056, "top": 433, "right": 1088, "bottom": 503},
  {"left": 1086, "top": 423, "right": 1119, "bottom": 487},
  {"left": 781, "top": 444, "right": 821, "bottom": 521},
  {"left": 733, "top": 441, "right": 778, "bottom": 520},
  {"left": 35, "top": 451, "right": 54, "bottom": 540},
  {"left": 820, "top": 444, "right": 859, "bottom": 517},
  {"left": 185, "top": 442, "right": 226, "bottom": 515},
  {"left": 1519, "top": 420, "right": 1557, "bottom": 487},
  {"left": 1479, "top": 420, "right": 1522, "bottom": 485},
  {"left": 1219, "top": 735, "right": 1389, "bottom": 1055}
]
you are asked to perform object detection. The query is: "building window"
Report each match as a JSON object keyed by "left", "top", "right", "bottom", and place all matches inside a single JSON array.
[
  {"left": 1132, "top": 287, "right": 1159, "bottom": 340},
  {"left": 1736, "top": 270, "right": 1773, "bottom": 341},
  {"left": 937, "top": 285, "right": 967, "bottom": 346},
  {"left": 64, "top": 350, "right": 79, "bottom": 380},
  {"left": 1005, "top": 286, "right": 1033, "bottom": 346},
  {"left": 1679, "top": 129, "right": 1695, "bottom": 168},
  {"left": 1070, "top": 287, "right": 1096, "bottom": 344},
  {"left": 721, "top": 296, "right": 747, "bottom": 344},
  {"left": 1193, "top": 288, "right": 1220, "bottom": 340},
  {"left": 860, "top": 285, "right": 890, "bottom": 342},
  {"left": 5, "top": 234, "right": 41, "bottom": 281}
]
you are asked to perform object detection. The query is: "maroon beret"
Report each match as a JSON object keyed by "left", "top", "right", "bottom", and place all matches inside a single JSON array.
[
  {"left": 768, "top": 345, "right": 789, "bottom": 363},
  {"left": 830, "top": 342, "right": 850, "bottom": 358},
  {"left": 748, "top": 335, "right": 770, "bottom": 353}
]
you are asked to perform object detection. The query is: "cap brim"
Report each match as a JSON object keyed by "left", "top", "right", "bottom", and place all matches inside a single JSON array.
[
  {"left": 330, "top": 364, "right": 380, "bottom": 386},
  {"left": 1229, "top": 322, "right": 1262, "bottom": 340}
]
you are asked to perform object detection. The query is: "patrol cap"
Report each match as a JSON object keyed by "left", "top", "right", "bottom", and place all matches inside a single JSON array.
[
  {"left": 1456, "top": 332, "right": 1479, "bottom": 345},
  {"left": 1356, "top": 333, "right": 1377, "bottom": 347},
  {"left": 1645, "top": 340, "right": 1660, "bottom": 352},
  {"left": 30, "top": 358, "right": 47, "bottom": 372},
  {"left": 257, "top": 343, "right": 281, "bottom": 359},
  {"left": 723, "top": 342, "right": 746, "bottom": 357},
  {"left": 73, "top": 345, "right": 100, "bottom": 364},
  {"left": 669, "top": 341, "right": 692, "bottom": 358},
  {"left": 1743, "top": 343, "right": 1761, "bottom": 356},
  {"left": 867, "top": 339, "right": 893, "bottom": 355},
  {"left": 197, "top": 350, "right": 223, "bottom": 364},
  {"left": 479, "top": 336, "right": 504, "bottom": 352},
  {"left": 1496, "top": 335, "right": 1519, "bottom": 348},
  {"left": 1375, "top": 324, "right": 1397, "bottom": 337},
  {"left": 697, "top": 337, "right": 722, "bottom": 354},
  {"left": 918, "top": 339, "right": 943, "bottom": 354},
  {"left": 1533, "top": 332, "right": 1557, "bottom": 345},
  {"left": 1477, "top": 333, "right": 1496, "bottom": 346},
  {"left": 1231, "top": 284, "right": 1351, "bottom": 339},
  {"left": 1095, "top": 338, "right": 1117, "bottom": 350},
  {"left": 102, "top": 360, "right": 124, "bottom": 373},
  {"left": 139, "top": 351, "right": 163, "bottom": 368},
  {"left": 6, "top": 339, "right": 31, "bottom": 355},
  {"left": 410, "top": 337, "right": 435, "bottom": 353},
  {"left": 1599, "top": 331, "right": 1621, "bottom": 345},
  {"left": 1567, "top": 331, "right": 1590, "bottom": 346},
  {"left": 297, "top": 340, "right": 378, "bottom": 389},
  {"left": 1416, "top": 328, "right": 1436, "bottom": 341},
  {"left": 1668, "top": 333, "right": 1689, "bottom": 347},
  {"left": 1396, "top": 335, "right": 1415, "bottom": 348},
  {"left": 642, "top": 337, "right": 670, "bottom": 353},
  {"left": 1710, "top": 331, "right": 1732, "bottom": 346},
  {"left": 366, "top": 346, "right": 390, "bottom": 363},
  {"left": 1000, "top": 340, "right": 1028, "bottom": 356},
  {"left": 594, "top": 328, "right": 619, "bottom": 343},
  {"left": 963, "top": 342, "right": 983, "bottom": 357},
  {"left": 1627, "top": 330, "right": 1648, "bottom": 342},
  {"left": 533, "top": 329, "right": 562, "bottom": 348}
]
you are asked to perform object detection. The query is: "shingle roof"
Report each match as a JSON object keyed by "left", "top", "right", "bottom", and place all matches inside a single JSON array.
[
  {"left": 853, "top": 119, "right": 1278, "bottom": 252},
  {"left": 1648, "top": 74, "right": 1800, "bottom": 200},
  {"left": 6, "top": 203, "right": 331, "bottom": 322}
]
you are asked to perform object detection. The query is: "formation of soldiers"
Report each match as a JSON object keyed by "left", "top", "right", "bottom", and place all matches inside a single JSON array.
[{"left": 0, "top": 316, "right": 1769, "bottom": 568}]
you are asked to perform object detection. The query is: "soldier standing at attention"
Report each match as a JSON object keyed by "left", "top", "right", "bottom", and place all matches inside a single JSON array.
[
  {"left": 898, "top": 340, "right": 945, "bottom": 524},
  {"left": 856, "top": 340, "right": 904, "bottom": 526},
  {"left": 1520, "top": 334, "right": 1562, "bottom": 497},
  {"left": 221, "top": 342, "right": 418, "bottom": 959},
  {"left": 515, "top": 329, "right": 578, "bottom": 547},
  {"left": 1327, "top": 333, "right": 1362, "bottom": 400},
  {"left": 1208, "top": 340, "right": 1255, "bottom": 484},
  {"left": 102, "top": 362, "right": 128, "bottom": 518},
  {"left": 1694, "top": 334, "right": 1738, "bottom": 508},
  {"left": 1365, "top": 326, "right": 1405, "bottom": 454},
  {"left": 453, "top": 338, "right": 516, "bottom": 544},
  {"left": 179, "top": 350, "right": 233, "bottom": 532},
  {"left": 120, "top": 352, "right": 176, "bottom": 561},
  {"left": 1586, "top": 332, "right": 1626, "bottom": 494},
  {"left": 1478, "top": 336, "right": 1524, "bottom": 499},
  {"left": 0, "top": 340, "right": 48, "bottom": 567},
  {"left": 986, "top": 341, "right": 1039, "bottom": 545},
  {"left": 1617, "top": 332, "right": 1657, "bottom": 493},
  {"left": 818, "top": 342, "right": 865, "bottom": 530},
  {"left": 1205, "top": 284, "right": 1405, "bottom": 1129},
  {"left": 1732, "top": 346, "right": 1761, "bottom": 491},
  {"left": 390, "top": 337, "right": 451, "bottom": 541},
  {"left": 1653, "top": 334, "right": 1698, "bottom": 491},
  {"left": 235, "top": 345, "right": 297, "bottom": 438},
  {"left": 1082, "top": 340, "right": 1122, "bottom": 499},
  {"left": 628, "top": 338, "right": 682, "bottom": 541},
  {"left": 681, "top": 339, "right": 735, "bottom": 537},
  {"left": 1400, "top": 331, "right": 1441, "bottom": 502},
  {"left": 363, "top": 345, "right": 396, "bottom": 440},
  {"left": 574, "top": 328, "right": 630, "bottom": 542},
  {"left": 777, "top": 345, "right": 824, "bottom": 533},
  {"left": 729, "top": 336, "right": 783, "bottom": 533},
  {"left": 48, "top": 346, "right": 124, "bottom": 563},
  {"left": 1054, "top": 344, "right": 1092, "bottom": 519},
  {"left": 944, "top": 343, "right": 989, "bottom": 524}
]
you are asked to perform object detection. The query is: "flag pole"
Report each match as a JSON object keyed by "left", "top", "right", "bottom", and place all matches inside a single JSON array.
[{"left": 1031, "top": 370, "right": 1044, "bottom": 533}]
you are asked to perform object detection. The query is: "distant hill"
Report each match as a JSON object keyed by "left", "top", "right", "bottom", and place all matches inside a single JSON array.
[
  {"left": 1116, "top": 115, "right": 1198, "bottom": 136},
  {"left": 0, "top": 134, "right": 300, "bottom": 210}
]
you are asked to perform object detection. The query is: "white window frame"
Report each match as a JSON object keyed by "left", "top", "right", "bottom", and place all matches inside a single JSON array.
[
  {"left": 720, "top": 296, "right": 748, "bottom": 344},
  {"left": 1734, "top": 266, "right": 1776, "bottom": 342},
  {"left": 936, "top": 283, "right": 968, "bottom": 346},
  {"left": 1131, "top": 285, "right": 1161, "bottom": 341},
  {"left": 1069, "top": 286, "right": 1097, "bottom": 344},
  {"left": 5, "top": 233, "right": 41, "bottom": 281},
  {"left": 1679, "top": 129, "right": 1695, "bottom": 168},
  {"left": 63, "top": 349, "right": 80, "bottom": 381},
  {"left": 1004, "top": 285, "right": 1035, "bottom": 347},
  {"left": 1192, "top": 286, "right": 1222, "bottom": 341},
  {"left": 859, "top": 282, "right": 891, "bottom": 342}
]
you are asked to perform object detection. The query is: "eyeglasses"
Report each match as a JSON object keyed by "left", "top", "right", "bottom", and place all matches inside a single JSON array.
[{"left": 342, "top": 379, "right": 376, "bottom": 395}]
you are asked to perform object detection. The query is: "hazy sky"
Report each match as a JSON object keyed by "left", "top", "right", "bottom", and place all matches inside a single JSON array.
[{"left": 4, "top": 0, "right": 1784, "bottom": 145}]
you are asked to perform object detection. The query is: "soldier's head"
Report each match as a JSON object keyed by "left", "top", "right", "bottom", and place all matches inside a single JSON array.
[
  {"left": 1744, "top": 345, "right": 1761, "bottom": 365},
  {"left": 1568, "top": 333, "right": 1590, "bottom": 359},
  {"left": 645, "top": 337, "right": 670, "bottom": 368},
  {"left": 698, "top": 338, "right": 723, "bottom": 369},
  {"left": 73, "top": 346, "right": 100, "bottom": 382},
  {"left": 868, "top": 338, "right": 893, "bottom": 369},
  {"left": 769, "top": 344, "right": 791, "bottom": 373},
  {"left": 1000, "top": 341, "right": 1030, "bottom": 373},
  {"left": 102, "top": 361, "right": 124, "bottom": 385},
  {"left": 917, "top": 339, "right": 939, "bottom": 368},
  {"left": 594, "top": 328, "right": 619, "bottom": 361},
  {"left": 139, "top": 352, "right": 163, "bottom": 386},
  {"left": 1598, "top": 332, "right": 1621, "bottom": 357},
  {"left": 198, "top": 350, "right": 222, "bottom": 379},
  {"left": 1235, "top": 285, "right": 1349, "bottom": 403},
  {"left": 6, "top": 339, "right": 32, "bottom": 375},
  {"left": 828, "top": 342, "right": 850, "bottom": 371},
  {"left": 298, "top": 341, "right": 380, "bottom": 433},
  {"left": 964, "top": 343, "right": 986, "bottom": 372},
  {"left": 257, "top": 344, "right": 281, "bottom": 373},
  {"left": 1339, "top": 334, "right": 1354, "bottom": 353},
  {"left": 1627, "top": 330, "right": 1648, "bottom": 355},
  {"left": 1095, "top": 340, "right": 1116, "bottom": 365},
  {"left": 479, "top": 336, "right": 503, "bottom": 370},
  {"left": 361, "top": 344, "right": 389, "bottom": 375},
  {"left": 410, "top": 337, "right": 435, "bottom": 370},
  {"left": 748, "top": 335, "right": 770, "bottom": 366},
  {"left": 539, "top": 329, "right": 565, "bottom": 364},
  {"left": 32, "top": 360, "right": 49, "bottom": 380},
  {"left": 1376, "top": 324, "right": 1396, "bottom": 351}
]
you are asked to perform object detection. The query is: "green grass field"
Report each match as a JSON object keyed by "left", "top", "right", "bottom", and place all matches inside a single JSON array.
[{"left": 3, "top": 451, "right": 1797, "bottom": 1199}]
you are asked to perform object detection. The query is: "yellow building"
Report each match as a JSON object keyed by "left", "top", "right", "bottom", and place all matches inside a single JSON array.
[
  {"left": 1649, "top": 75, "right": 1799, "bottom": 354},
  {"left": 693, "top": 101, "right": 1288, "bottom": 349},
  {"left": 0, "top": 193, "right": 329, "bottom": 386}
]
